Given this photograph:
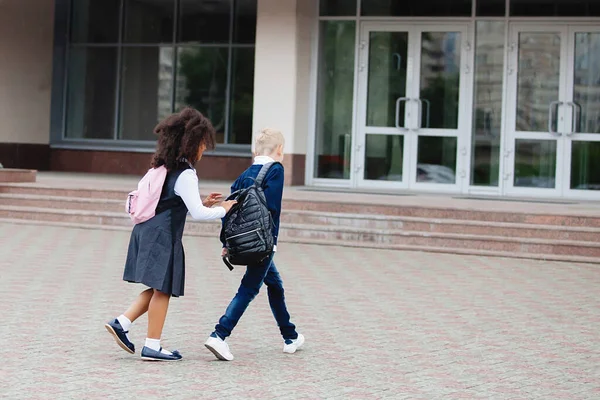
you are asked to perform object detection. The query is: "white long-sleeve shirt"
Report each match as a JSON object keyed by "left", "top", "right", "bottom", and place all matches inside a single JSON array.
[{"left": 174, "top": 169, "right": 226, "bottom": 220}]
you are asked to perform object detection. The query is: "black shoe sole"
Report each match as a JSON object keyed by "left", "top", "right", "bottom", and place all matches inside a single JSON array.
[
  {"left": 104, "top": 324, "right": 135, "bottom": 354},
  {"left": 140, "top": 356, "right": 182, "bottom": 362}
]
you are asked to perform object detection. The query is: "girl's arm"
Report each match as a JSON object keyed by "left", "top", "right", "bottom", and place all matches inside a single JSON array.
[{"left": 174, "top": 169, "right": 226, "bottom": 220}]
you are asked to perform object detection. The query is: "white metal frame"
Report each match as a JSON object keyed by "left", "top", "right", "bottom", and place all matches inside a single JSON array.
[
  {"left": 504, "top": 22, "right": 600, "bottom": 200},
  {"left": 504, "top": 23, "right": 568, "bottom": 198},
  {"left": 353, "top": 21, "right": 472, "bottom": 192},
  {"left": 562, "top": 25, "right": 600, "bottom": 200},
  {"left": 306, "top": 0, "right": 600, "bottom": 199}
]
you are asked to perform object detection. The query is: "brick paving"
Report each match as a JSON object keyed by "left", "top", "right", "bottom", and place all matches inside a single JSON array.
[{"left": 0, "top": 221, "right": 599, "bottom": 400}]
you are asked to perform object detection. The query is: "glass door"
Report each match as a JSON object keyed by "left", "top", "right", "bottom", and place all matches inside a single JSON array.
[
  {"left": 505, "top": 24, "right": 600, "bottom": 200},
  {"left": 563, "top": 26, "right": 600, "bottom": 199},
  {"left": 355, "top": 22, "right": 470, "bottom": 192},
  {"left": 504, "top": 24, "right": 568, "bottom": 197}
]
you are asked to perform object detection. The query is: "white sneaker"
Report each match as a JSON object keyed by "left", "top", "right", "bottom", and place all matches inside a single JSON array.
[
  {"left": 283, "top": 333, "right": 305, "bottom": 354},
  {"left": 205, "top": 335, "right": 234, "bottom": 361}
]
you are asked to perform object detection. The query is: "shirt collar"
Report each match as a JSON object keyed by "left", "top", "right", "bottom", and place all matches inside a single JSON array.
[{"left": 253, "top": 155, "right": 275, "bottom": 165}]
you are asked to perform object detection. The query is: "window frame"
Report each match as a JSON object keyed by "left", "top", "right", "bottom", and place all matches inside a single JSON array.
[{"left": 50, "top": 0, "right": 255, "bottom": 154}]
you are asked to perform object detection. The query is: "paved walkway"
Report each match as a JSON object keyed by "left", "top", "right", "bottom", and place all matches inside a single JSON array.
[{"left": 0, "top": 222, "right": 599, "bottom": 399}]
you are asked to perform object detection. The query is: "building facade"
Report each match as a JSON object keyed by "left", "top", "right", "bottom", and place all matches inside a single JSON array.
[{"left": 1, "top": 0, "right": 599, "bottom": 199}]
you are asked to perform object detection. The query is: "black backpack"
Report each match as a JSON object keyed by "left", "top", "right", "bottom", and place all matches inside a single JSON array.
[{"left": 220, "top": 162, "right": 279, "bottom": 271}]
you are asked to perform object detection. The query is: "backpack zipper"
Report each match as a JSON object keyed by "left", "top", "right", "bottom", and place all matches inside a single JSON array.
[{"left": 227, "top": 228, "right": 260, "bottom": 240}]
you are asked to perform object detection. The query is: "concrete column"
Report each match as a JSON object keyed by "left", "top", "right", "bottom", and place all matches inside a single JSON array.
[{"left": 252, "top": 0, "right": 317, "bottom": 185}]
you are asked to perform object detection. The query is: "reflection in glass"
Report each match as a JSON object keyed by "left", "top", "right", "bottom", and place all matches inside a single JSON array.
[
  {"left": 66, "top": 47, "right": 118, "bottom": 139},
  {"left": 233, "top": 0, "right": 258, "bottom": 44},
  {"left": 228, "top": 48, "right": 255, "bottom": 145},
  {"left": 175, "top": 47, "right": 228, "bottom": 143},
  {"left": 366, "top": 32, "right": 408, "bottom": 127},
  {"left": 471, "top": 21, "right": 504, "bottom": 186},
  {"left": 314, "top": 21, "right": 356, "bottom": 179},
  {"left": 419, "top": 32, "right": 461, "bottom": 130},
  {"left": 71, "top": 0, "right": 120, "bottom": 43},
  {"left": 510, "top": 0, "right": 600, "bottom": 17},
  {"left": 514, "top": 139, "right": 557, "bottom": 188},
  {"left": 416, "top": 136, "right": 457, "bottom": 184},
  {"left": 571, "top": 141, "right": 600, "bottom": 190},
  {"left": 320, "top": 0, "right": 356, "bottom": 16},
  {"left": 361, "top": 0, "right": 471, "bottom": 16},
  {"left": 573, "top": 33, "right": 600, "bottom": 134},
  {"left": 123, "top": 0, "right": 174, "bottom": 43},
  {"left": 364, "top": 135, "right": 404, "bottom": 181},
  {"left": 476, "top": 0, "right": 506, "bottom": 16},
  {"left": 516, "top": 33, "right": 561, "bottom": 132},
  {"left": 119, "top": 47, "right": 174, "bottom": 140},
  {"left": 179, "top": 0, "right": 230, "bottom": 43}
]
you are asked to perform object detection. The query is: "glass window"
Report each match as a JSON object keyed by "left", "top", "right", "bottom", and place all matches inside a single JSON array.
[
  {"left": 179, "top": 0, "right": 230, "bottom": 44},
  {"left": 233, "top": 0, "right": 258, "bottom": 44},
  {"left": 366, "top": 31, "right": 409, "bottom": 128},
  {"left": 314, "top": 21, "right": 356, "bottom": 180},
  {"left": 175, "top": 47, "right": 229, "bottom": 144},
  {"left": 64, "top": 0, "right": 256, "bottom": 145},
  {"left": 510, "top": 0, "right": 600, "bottom": 16},
  {"left": 514, "top": 139, "right": 557, "bottom": 188},
  {"left": 573, "top": 32, "right": 600, "bottom": 135},
  {"left": 364, "top": 134, "right": 404, "bottom": 181},
  {"left": 417, "top": 136, "right": 457, "bottom": 184},
  {"left": 119, "top": 47, "right": 174, "bottom": 140},
  {"left": 471, "top": 21, "right": 504, "bottom": 187},
  {"left": 123, "top": 0, "right": 175, "bottom": 43},
  {"left": 419, "top": 32, "right": 461, "bottom": 130},
  {"left": 477, "top": 0, "right": 506, "bottom": 16},
  {"left": 516, "top": 32, "right": 561, "bottom": 132},
  {"left": 571, "top": 141, "right": 600, "bottom": 190},
  {"left": 229, "top": 48, "right": 256, "bottom": 145},
  {"left": 66, "top": 47, "right": 118, "bottom": 139},
  {"left": 361, "top": 0, "right": 472, "bottom": 17},
  {"left": 70, "top": 0, "right": 121, "bottom": 43},
  {"left": 320, "top": 0, "right": 357, "bottom": 16}
]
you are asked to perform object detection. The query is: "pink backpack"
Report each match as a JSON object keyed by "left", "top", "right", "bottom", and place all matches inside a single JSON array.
[{"left": 125, "top": 166, "right": 168, "bottom": 224}]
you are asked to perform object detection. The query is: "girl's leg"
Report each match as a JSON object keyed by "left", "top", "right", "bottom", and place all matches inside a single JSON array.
[
  {"left": 123, "top": 288, "right": 153, "bottom": 322},
  {"left": 147, "top": 289, "right": 171, "bottom": 339}
]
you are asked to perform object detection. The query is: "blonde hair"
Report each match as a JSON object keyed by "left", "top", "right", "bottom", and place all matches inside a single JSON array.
[{"left": 254, "top": 128, "right": 285, "bottom": 156}]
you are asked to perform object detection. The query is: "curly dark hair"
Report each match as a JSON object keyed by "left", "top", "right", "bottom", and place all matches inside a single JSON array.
[{"left": 151, "top": 107, "right": 216, "bottom": 171}]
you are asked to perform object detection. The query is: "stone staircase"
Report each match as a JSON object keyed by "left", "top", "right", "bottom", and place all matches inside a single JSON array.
[{"left": 1, "top": 182, "right": 599, "bottom": 263}]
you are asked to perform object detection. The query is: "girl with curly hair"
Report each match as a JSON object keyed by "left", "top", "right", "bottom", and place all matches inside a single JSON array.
[{"left": 105, "top": 107, "right": 236, "bottom": 361}]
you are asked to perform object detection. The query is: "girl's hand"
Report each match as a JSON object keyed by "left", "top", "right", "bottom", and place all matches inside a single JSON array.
[
  {"left": 221, "top": 200, "right": 237, "bottom": 213},
  {"left": 221, "top": 248, "right": 228, "bottom": 257},
  {"left": 203, "top": 192, "right": 223, "bottom": 207}
]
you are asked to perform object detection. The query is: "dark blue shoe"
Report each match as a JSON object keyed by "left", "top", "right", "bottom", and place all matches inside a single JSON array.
[
  {"left": 104, "top": 319, "right": 135, "bottom": 354},
  {"left": 140, "top": 346, "right": 183, "bottom": 362}
]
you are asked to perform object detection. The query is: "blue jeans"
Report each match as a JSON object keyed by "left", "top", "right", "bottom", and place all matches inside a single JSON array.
[{"left": 213, "top": 254, "right": 298, "bottom": 341}]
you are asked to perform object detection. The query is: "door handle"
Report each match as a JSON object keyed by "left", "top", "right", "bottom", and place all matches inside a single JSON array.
[
  {"left": 565, "top": 101, "right": 581, "bottom": 136},
  {"left": 548, "top": 101, "right": 563, "bottom": 137},
  {"left": 395, "top": 97, "right": 410, "bottom": 130},
  {"left": 414, "top": 98, "right": 430, "bottom": 130}
]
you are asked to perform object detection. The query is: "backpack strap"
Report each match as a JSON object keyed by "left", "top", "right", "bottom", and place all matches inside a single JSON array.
[{"left": 255, "top": 162, "right": 280, "bottom": 188}]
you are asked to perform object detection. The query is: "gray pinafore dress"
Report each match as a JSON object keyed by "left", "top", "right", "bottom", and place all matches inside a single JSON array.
[{"left": 123, "top": 164, "right": 191, "bottom": 297}]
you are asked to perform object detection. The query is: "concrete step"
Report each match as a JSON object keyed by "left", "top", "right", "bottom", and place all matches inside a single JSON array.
[
  {"left": 282, "top": 210, "right": 600, "bottom": 242},
  {"left": 3, "top": 190, "right": 600, "bottom": 237},
  {"left": 2, "top": 197, "right": 598, "bottom": 242},
  {"left": 279, "top": 223, "right": 600, "bottom": 258},
  {"left": 0, "top": 193, "right": 124, "bottom": 212},
  {"left": 283, "top": 199, "right": 600, "bottom": 228},
  {"left": 2, "top": 217, "right": 599, "bottom": 264},
  {"left": 0, "top": 184, "right": 125, "bottom": 200},
  {"left": 2, "top": 184, "right": 600, "bottom": 227},
  {"left": 1, "top": 205, "right": 598, "bottom": 260}
]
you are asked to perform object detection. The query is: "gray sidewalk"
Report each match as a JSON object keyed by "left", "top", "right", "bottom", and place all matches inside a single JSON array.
[{"left": 0, "top": 222, "right": 599, "bottom": 399}]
